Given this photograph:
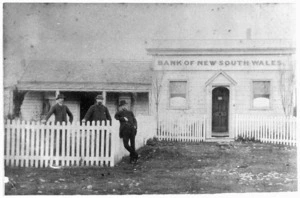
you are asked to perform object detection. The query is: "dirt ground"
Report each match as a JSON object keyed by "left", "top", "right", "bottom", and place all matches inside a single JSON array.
[{"left": 4, "top": 139, "right": 297, "bottom": 195}]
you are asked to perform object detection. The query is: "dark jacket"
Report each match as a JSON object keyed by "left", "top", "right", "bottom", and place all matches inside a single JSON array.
[
  {"left": 115, "top": 109, "right": 137, "bottom": 138},
  {"left": 45, "top": 103, "right": 73, "bottom": 124},
  {"left": 83, "top": 103, "right": 112, "bottom": 122}
]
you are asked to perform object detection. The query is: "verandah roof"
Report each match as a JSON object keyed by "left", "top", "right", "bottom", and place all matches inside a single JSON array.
[{"left": 17, "top": 59, "right": 152, "bottom": 92}]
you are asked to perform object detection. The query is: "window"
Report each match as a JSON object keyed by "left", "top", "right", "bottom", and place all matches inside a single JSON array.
[
  {"left": 253, "top": 81, "right": 270, "bottom": 109},
  {"left": 169, "top": 81, "right": 187, "bottom": 109}
]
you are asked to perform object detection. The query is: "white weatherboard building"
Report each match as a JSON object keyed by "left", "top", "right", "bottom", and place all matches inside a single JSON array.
[
  {"left": 147, "top": 39, "right": 296, "bottom": 139},
  {"left": 5, "top": 39, "right": 296, "bottom": 140},
  {"left": 13, "top": 60, "right": 152, "bottom": 122}
]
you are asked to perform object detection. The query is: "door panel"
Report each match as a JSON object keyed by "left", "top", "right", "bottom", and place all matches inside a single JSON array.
[{"left": 212, "top": 87, "right": 229, "bottom": 132}]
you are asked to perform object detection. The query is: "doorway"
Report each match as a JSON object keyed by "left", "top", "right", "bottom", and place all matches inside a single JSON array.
[
  {"left": 212, "top": 86, "right": 229, "bottom": 136},
  {"left": 79, "top": 92, "right": 100, "bottom": 121}
]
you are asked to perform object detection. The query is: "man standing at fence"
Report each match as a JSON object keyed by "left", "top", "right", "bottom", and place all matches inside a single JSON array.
[
  {"left": 42, "top": 93, "right": 73, "bottom": 124},
  {"left": 42, "top": 93, "right": 73, "bottom": 165},
  {"left": 82, "top": 95, "right": 112, "bottom": 125},
  {"left": 115, "top": 100, "right": 139, "bottom": 164}
]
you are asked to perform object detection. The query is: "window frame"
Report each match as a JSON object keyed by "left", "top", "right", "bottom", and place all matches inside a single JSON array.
[
  {"left": 168, "top": 79, "right": 189, "bottom": 110},
  {"left": 251, "top": 79, "right": 272, "bottom": 110}
]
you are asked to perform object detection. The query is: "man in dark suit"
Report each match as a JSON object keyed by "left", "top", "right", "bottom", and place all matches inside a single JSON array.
[
  {"left": 42, "top": 94, "right": 73, "bottom": 124},
  {"left": 115, "top": 100, "right": 139, "bottom": 163},
  {"left": 82, "top": 95, "right": 112, "bottom": 125},
  {"left": 42, "top": 93, "right": 73, "bottom": 162}
]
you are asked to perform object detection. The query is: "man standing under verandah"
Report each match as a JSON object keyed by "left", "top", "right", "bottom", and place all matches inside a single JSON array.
[
  {"left": 42, "top": 94, "right": 74, "bottom": 125},
  {"left": 42, "top": 93, "right": 73, "bottom": 168},
  {"left": 82, "top": 95, "right": 112, "bottom": 125}
]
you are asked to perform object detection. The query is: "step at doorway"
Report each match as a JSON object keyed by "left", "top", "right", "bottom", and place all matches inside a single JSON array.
[{"left": 212, "top": 132, "right": 229, "bottom": 137}]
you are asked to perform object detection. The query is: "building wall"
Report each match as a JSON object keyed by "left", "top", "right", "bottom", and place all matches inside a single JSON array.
[
  {"left": 152, "top": 53, "right": 294, "bottom": 120},
  {"left": 106, "top": 93, "right": 118, "bottom": 118},
  {"left": 3, "top": 87, "right": 14, "bottom": 119},
  {"left": 134, "top": 93, "right": 149, "bottom": 116},
  {"left": 155, "top": 70, "right": 285, "bottom": 117},
  {"left": 20, "top": 91, "right": 44, "bottom": 121},
  {"left": 229, "top": 70, "right": 284, "bottom": 115}
]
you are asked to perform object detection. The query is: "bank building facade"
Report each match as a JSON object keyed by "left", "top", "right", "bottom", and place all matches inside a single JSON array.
[
  {"left": 147, "top": 39, "right": 295, "bottom": 139},
  {"left": 6, "top": 39, "right": 295, "bottom": 141}
]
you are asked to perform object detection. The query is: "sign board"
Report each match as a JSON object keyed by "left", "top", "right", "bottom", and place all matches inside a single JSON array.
[{"left": 154, "top": 55, "right": 292, "bottom": 71}]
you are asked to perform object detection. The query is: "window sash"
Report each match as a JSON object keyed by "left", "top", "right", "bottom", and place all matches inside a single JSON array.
[
  {"left": 169, "top": 81, "right": 187, "bottom": 109},
  {"left": 252, "top": 81, "right": 271, "bottom": 109},
  {"left": 253, "top": 81, "right": 270, "bottom": 95},
  {"left": 170, "top": 81, "right": 187, "bottom": 97}
]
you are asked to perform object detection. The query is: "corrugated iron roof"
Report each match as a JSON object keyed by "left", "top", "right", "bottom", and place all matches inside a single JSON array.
[{"left": 18, "top": 59, "right": 153, "bottom": 91}]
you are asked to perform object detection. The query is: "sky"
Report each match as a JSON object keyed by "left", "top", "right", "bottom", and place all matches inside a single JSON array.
[{"left": 3, "top": 3, "right": 296, "bottom": 86}]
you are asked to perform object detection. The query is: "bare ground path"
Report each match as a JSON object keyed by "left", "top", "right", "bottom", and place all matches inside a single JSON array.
[{"left": 5, "top": 140, "right": 297, "bottom": 195}]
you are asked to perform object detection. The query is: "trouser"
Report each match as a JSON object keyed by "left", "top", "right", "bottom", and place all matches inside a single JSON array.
[
  {"left": 121, "top": 125, "right": 138, "bottom": 160},
  {"left": 54, "top": 121, "right": 67, "bottom": 156},
  {"left": 122, "top": 135, "right": 138, "bottom": 160}
]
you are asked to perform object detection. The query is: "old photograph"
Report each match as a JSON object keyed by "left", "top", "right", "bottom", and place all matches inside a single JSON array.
[{"left": 2, "top": 2, "right": 297, "bottom": 195}]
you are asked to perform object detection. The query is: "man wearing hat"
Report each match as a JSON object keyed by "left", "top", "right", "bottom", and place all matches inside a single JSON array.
[
  {"left": 42, "top": 94, "right": 73, "bottom": 124},
  {"left": 42, "top": 93, "right": 73, "bottom": 161},
  {"left": 82, "top": 95, "right": 112, "bottom": 124},
  {"left": 115, "top": 100, "right": 139, "bottom": 163}
]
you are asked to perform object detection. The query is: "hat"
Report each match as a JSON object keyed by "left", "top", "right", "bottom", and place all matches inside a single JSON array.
[
  {"left": 56, "top": 94, "right": 65, "bottom": 100},
  {"left": 119, "top": 100, "right": 128, "bottom": 107},
  {"left": 95, "top": 95, "right": 104, "bottom": 100}
]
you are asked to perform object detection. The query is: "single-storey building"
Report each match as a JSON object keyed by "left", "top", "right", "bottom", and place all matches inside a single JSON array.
[
  {"left": 14, "top": 59, "right": 152, "bottom": 122},
  {"left": 147, "top": 39, "right": 296, "bottom": 139},
  {"left": 6, "top": 39, "right": 296, "bottom": 140}
]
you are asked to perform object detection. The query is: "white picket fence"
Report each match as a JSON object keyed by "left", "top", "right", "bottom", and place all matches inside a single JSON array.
[
  {"left": 5, "top": 114, "right": 296, "bottom": 168},
  {"left": 157, "top": 115, "right": 207, "bottom": 142},
  {"left": 235, "top": 114, "right": 297, "bottom": 146},
  {"left": 4, "top": 120, "right": 116, "bottom": 168},
  {"left": 4, "top": 116, "right": 157, "bottom": 168}
]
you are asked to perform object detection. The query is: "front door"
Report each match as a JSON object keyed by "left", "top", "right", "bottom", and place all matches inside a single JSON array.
[{"left": 212, "top": 87, "right": 229, "bottom": 132}]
